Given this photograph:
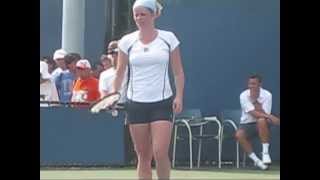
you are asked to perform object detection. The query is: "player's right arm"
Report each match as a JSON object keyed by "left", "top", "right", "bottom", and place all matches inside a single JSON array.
[{"left": 112, "top": 49, "right": 128, "bottom": 93}]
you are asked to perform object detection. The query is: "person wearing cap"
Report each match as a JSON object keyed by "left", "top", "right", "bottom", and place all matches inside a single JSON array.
[
  {"left": 51, "top": 49, "right": 68, "bottom": 79},
  {"left": 50, "top": 49, "right": 75, "bottom": 103},
  {"left": 111, "top": 0, "right": 184, "bottom": 179},
  {"left": 100, "top": 40, "right": 120, "bottom": 71},
  {"left": 99, "top": 41, "right": 128, "bottom": 103},
  {"left": 107, "top": 40, "right": 125, "bottom": 73},
  {"left": 107, "top": 40, "right": 118, "bottom": 56},
  {"left": 71, "top": 59, "right": 100, "bottom": 103},
  {"left": 53, "top": 50, "right": 80, "bottom": 103},
  {"left": 40, "top": 61, "right": 59, "bottom": 107}
]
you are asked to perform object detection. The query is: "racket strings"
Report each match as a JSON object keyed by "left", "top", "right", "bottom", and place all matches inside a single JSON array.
[{"left": 91, "top": 93, "right": 121, "bottom": 113}]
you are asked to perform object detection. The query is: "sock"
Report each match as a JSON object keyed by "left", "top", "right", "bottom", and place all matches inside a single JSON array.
[
  {"left": 248, "top": 152, "right": 260, "bottom": 163},
  {"left": 262, "top": 143, "right": 269, "bottom": 154}
]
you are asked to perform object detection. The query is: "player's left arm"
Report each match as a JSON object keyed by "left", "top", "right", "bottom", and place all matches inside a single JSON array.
[{"left": 170, "top": 46, "right": 185, "bottom": 114}]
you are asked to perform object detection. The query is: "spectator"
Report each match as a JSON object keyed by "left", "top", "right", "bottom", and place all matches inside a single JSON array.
[
  {"left": 99, "top": 55, "right": 115, "bottom": 98},
  {"left": 236, "top": 74, "right": 280, "bottom": 170},
  {"left": 100, "top": 54, "right": 112, "bottom": 70},
  {"left": 51, "top": 49, "right": 68, "bottom": 79},
  {"left": 40, "top": 61, "right": 59, "bottom": 107},
  {"left": 71, "top": 59, "right": 100, "bottom": 103},
  {"left": 52, "top": 50, "right": 81, "bottom": 103},
  {"left": 65, "top": 53, "right": 81, "bottom": 77},
  {"left": 92, "top": 62, "right": 104, "bottom": 79},
  {"left": 51, "top": 49, "right": 74, "bottom": 102},
  {"left": 107, "top": 40, "right": 118, "bottom": 55},
  {"left": 41, "top": 56, "right": 57, "bottom": 74},
  {"left": 54, "top": 52, "right": 82, "bottom": 103},
  {"left": 99, "top": 41, "right": 127, "bottom": 103}
]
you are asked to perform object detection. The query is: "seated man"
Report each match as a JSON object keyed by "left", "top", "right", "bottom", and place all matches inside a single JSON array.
[
  {"left": 71, "top": 59, "right": 100, "bottom": 103},
  {"left": 236, "top": 74, "right": 280, "bottom": 170},
  {"left": 40, "top": 61, "right": 59, "bottom": 107}
]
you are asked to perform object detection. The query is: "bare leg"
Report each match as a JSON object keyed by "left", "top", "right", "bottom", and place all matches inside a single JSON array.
[
  {"left": 235, "top": 129, "right": 253, "bottom": 154},
  {"left": 129, "top": 123, "right": 153, "bottom": 180},
  {"left": 256, "top": 118, "right": 270, "bottom": 143},
  {"left": 150, "top": 121, "right": 173, "bottom": 180}
]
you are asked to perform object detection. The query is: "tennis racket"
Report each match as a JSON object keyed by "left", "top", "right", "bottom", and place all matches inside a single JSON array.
[{"left": 90, "top": 92, "right": 122, "bottom": 114}]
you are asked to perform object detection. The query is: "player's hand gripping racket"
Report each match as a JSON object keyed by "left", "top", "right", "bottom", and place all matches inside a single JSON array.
[{"left": 90, "top": 92, "right": 123, "bottom": 115}]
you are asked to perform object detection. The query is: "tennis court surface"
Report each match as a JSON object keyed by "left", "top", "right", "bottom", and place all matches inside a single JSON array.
[{"left": 41, "top": 165, "right": 280, "bottom": 180}]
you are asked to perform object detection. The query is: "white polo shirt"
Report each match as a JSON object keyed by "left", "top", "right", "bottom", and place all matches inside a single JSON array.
[
  {"left": 240, "top": 88, "right": 272, "bottom": 124},
  {"left": 118, "top": 29, "right": 180, "bottom": 103},
  {"left": 40, "top": 80, "right": 60, "bottom": 107},
  {"left": 99, "top": 68, "right": 116, "bottom": 94},
  {"left": 99, "top": 67, "right": 128, "bottom": 103}
]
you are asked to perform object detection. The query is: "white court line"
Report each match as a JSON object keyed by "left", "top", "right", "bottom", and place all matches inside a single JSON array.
[
  {"left": 41, "top": 179, "right": 128, "bottom": 180},
  {"left": 41, "top": 177, "right": 280, "bottom": 180}
]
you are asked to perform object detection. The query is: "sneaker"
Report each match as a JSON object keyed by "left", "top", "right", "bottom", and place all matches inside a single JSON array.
[
  {"left": 254, "top": 160, "right": 268, "bottom": 170},
  {"left": 262, "top": 153, "right": 272, "bottom": 164}
]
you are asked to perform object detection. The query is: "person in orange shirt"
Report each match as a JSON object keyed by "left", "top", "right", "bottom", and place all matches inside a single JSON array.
[{"left": 71, "top": 59, "right": 100, "bottom": 103}]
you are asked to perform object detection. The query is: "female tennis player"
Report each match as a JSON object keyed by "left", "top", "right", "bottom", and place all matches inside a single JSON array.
[{"left": 111, "top": 0, "right": 185, "bottom": 179}]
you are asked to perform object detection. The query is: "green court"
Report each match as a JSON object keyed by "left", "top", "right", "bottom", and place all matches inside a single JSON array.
[{"left": 40, "top": 166, "right": 280, "bottom": 179}]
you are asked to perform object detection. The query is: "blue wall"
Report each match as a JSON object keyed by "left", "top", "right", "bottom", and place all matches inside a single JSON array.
[
  {"left": 40, "top": 107, "right": 125, "bottom": 165},
  {"left": 84, "top": 0, "right": 108, "bottom": 62},
  {"left": 40, "top": 0, "right": 63, "bottom": 58}
]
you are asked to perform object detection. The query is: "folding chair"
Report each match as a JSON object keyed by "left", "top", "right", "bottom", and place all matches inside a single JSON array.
[{"left": 172, "top": 109, "right": 222, "bottom": 169}]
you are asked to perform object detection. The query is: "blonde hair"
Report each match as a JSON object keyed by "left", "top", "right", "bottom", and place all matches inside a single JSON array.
[{"left": 155, "top": 0, "right": 163, "bottom": 17}]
